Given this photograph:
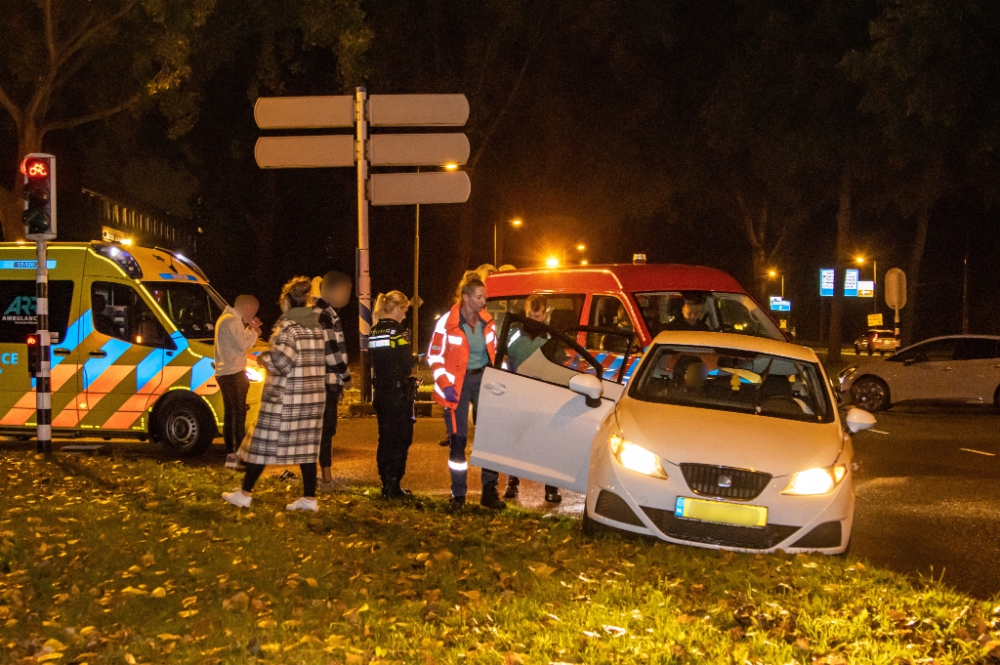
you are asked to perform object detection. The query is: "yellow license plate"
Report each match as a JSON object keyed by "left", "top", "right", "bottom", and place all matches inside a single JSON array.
[{"left": 674, "top": 496, "right": 768, "bottom": 527}]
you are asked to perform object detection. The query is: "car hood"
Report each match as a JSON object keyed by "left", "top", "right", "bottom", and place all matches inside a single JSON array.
[{"left": 614, "top": 397, "right": 844, "bottom": 477}]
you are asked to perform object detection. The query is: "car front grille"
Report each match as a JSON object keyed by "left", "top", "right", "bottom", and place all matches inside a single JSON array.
[
  {"left": 642, "top": 507, "right": 799, "bottom": 550},
  {"left": 680, "top": 463, "right": 772, "bottom": 501}
]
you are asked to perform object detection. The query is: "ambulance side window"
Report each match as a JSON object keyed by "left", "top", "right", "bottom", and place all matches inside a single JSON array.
[
  {"left": 587, "top": 295, "right": 633, "bottom": 354},
  {"left": 90, "top": 282, "right": 173, "bottom": 349}
]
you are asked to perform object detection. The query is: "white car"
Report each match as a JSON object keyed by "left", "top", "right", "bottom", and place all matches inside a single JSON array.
[
  {"left": 840, "top": 334, "right": 1000, "bottom": 412},
  {"left": 471, "top": 317, "right": 875, "bottom": 554}
]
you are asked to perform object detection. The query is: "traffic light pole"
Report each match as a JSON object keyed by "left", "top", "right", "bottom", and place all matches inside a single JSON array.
[
  {"left": 35, "top": 240, "right": 52, "bottom": 454},
  {"left": 355, "top": 87, "right": 373, "bottom": 402}
]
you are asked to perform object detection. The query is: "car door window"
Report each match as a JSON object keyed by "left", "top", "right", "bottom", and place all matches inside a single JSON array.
[
  {"left": 91, "top": 282, "right": 174, "bottom": 349},
  {"left": 953, "top": 338, "right": 999, "bottom": 361},
  {"left": 499, "top": 314, "right": 605, "bottom": 388},
  {"left": 587, "top": 296, "right": 634, "bottom": 352},
  {"left": 486, "top": 294, "right": 584, "bottom": 336}
]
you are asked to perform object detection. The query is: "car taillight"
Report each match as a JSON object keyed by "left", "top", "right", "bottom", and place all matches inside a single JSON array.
[{"left": 872, "top": 333, "right": 878, "bottom": 340}]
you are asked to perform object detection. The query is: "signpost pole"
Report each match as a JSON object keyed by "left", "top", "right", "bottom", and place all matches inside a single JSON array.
[
  {"left": 355, "top": 87, "right": 373, "bottom": 402},
  {"left": 413, "top": 201, "right": 420, "bottom": 356},
  {"left": 35, "top": 240, "right": 51, "bottom": 455}
]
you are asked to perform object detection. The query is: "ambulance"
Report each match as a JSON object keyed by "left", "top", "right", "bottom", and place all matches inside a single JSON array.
[{"left": 0, "top": 241, "right": 263, "bottom": 456}]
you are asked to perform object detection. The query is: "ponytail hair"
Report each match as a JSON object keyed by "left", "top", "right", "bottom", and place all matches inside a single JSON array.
[
  {"left": 373, "top": 290, "right": 410, "bottom": 323},
  {"left": 454, "top": 271, "right": 486, "bottom": 303}
]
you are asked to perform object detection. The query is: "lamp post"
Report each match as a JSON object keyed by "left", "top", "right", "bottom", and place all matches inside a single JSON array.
[
  {"left": 494, "top": 217, "right": 523, "bottom": 266},
  {"left": 855, "top": 256, "right": 877, "bottom": 314},
  {"left": 767, "top": 269, "right": 785, "bottom": 299}
]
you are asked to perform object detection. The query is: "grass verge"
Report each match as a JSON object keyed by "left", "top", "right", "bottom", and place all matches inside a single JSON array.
[{"left": 1, "top": 450, "right": 998, "bottom": 664}]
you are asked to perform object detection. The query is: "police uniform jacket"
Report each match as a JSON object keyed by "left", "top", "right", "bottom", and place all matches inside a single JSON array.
[{"left": 369, "top": 318, "right": 415, "bottom": 395}]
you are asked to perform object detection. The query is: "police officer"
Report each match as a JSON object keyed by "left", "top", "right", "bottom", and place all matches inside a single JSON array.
[
  {"left": 427, "top": 274, "right": 505, "bottom": 511},
  {"left": 369, "top": 291, "right": 417, "bottom": 499}
]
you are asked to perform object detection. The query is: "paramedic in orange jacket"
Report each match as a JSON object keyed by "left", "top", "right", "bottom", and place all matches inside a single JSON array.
[{"left": 426, "top": 274, "right": 506, "bottom": 511}]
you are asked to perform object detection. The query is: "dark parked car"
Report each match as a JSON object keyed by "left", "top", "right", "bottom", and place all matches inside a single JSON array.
[{"left": 853, "top": 328, "right": 899, "bottom": 356}]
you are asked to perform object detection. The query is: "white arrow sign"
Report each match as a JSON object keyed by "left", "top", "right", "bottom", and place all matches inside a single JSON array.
[
  {"left": 369, "top": 133, "right": 469, "bottom": 166},
  {"left": 254, "top": 95, "right": 354, "bottom": 129},
  {"left": 369, "top": 94, "right": 469, "bottom": 127},
  {"left": 254, "top": 135, "right": 354, "bottom": 168},
  {"left": 370, "top": 172, "right": 471, "bottom": 206}
]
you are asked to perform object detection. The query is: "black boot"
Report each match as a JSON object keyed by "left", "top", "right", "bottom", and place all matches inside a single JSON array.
[
  {"left": 384, "top": 477, "right": 411, "bottom": 500},
  {"left": 448, "top": 496, "right": 466, "bottom": 512},
  {"left": 480, "top": 483, "right": 507, "bottom": 510},
  {"left": 503, "top": 476, "right": 520, "bottom": 499},
  {"left": 544, "top": 485, "right": 563, "bottom": 503}
]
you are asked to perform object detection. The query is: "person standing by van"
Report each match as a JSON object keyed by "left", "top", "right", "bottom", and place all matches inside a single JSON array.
[
  {"left": 369, "top": 291, "right": 417, "bottom": 498},
  {"left": 313, "top": 271, "right": 354, "bottom": 491},
  {"left": 427, "top": 274, "right": 506, "bottom": 511},
  {"left": 503, "top": 294, "right": 562, "bottom": 504},
  {"left": 223, "top": 277, "right": 327, "bottom": 511},
  {"left": 214, "top": 295, "right": 262, "bottom": 468}
]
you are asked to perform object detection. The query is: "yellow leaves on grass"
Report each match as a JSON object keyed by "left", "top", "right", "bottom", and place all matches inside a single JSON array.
[
  {"left": 141, "top": 553, "right": 155, "bottom": 567},
  {"left": 529, "top": 563, "right": 556, "bottom": 577},
  {"left": 257, "top": 619, "right": 277, "bottom": 629},
  {"left": 305, "top": 577, "right": 318, "bottom": 588},
  {"left": 150, "top": 587, "right": 166, "bottom": 598}
]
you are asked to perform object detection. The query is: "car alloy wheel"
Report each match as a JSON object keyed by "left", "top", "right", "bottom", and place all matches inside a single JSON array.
[{"left": 851, "top": 377, "right": 888, "bottom": 412}]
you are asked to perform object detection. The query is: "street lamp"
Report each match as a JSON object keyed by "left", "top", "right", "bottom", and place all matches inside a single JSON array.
[
  {"left": 494, "top": 217, "right": 523, "bottom": 266},
  {"left": 767, "top": 269, "right": 784, "bottom": 299},
  {"left": 545, "top": 256, "right": 560, "bottom": 268}
]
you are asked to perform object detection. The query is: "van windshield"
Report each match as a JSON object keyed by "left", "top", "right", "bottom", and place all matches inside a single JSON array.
[
  {"left": 144, "top": 282, "right": 226, "bottom": 341},
  {"left": 633, "top": 291, "right": 784, "bottom": 341}
]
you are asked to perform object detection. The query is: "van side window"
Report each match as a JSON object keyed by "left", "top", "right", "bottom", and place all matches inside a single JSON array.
[
  {"left": 587, "top": 295, "right": 633, "bottom": 353},
  {"left": 90, "top": 282, "right": 174, "bottom": 349},
  {"left": 0, "top": 280, "right": 74, "bottom": 343},
  {"left": 485, "top": 294, "right": 584, "bottom": 334}
]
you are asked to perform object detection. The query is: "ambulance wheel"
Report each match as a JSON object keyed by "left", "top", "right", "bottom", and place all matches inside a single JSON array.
[{"left": 155, "top": 395, "right": 216, "bottom": 457}]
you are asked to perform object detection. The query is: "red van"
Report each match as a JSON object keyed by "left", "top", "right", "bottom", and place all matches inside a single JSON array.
[{"left": 484, "top": 263, "right": 783, "bottom": 379}]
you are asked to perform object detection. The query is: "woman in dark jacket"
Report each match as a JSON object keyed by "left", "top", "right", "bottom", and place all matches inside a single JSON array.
[{"left": 368, "top": 291, "right": 417, "bottom": 498}]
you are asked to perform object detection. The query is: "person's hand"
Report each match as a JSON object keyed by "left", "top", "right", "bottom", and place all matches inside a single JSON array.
[
  {"left": 342, "top": 378, "right": 354, "bottom": 392},
  {"left": 250, "top": 317, "right": 263, "bottom": 333},
  {"left": 443, "top": 386, "right": 459, "bottom": 403}
]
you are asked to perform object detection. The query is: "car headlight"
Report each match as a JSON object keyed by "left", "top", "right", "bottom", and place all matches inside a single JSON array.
[
  {"left": 609, "top": 433, "right": 668, "bottom": 479},
  {"left": 245, "top": 366, "right": 265, "bottom": 383},
  {"left": 781, "top": 465, "right": 847, "bottom": 495}
]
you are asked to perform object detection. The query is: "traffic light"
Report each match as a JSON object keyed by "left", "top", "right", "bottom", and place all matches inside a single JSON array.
[
  {"left": 20, "top": 153, "right": 57, "bottom": 240},
  {"left": 26, "top": 333, "right": 40, "bottom": 378}
]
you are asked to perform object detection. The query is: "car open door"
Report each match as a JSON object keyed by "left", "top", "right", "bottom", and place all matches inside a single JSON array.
[{"left": 470, "top": 315, "right": 634, "bottom": 493}]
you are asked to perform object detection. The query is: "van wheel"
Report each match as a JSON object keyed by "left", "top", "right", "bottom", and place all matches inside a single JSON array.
[{"left": 154, "top": 395, "right": 216, "bottom": 457}]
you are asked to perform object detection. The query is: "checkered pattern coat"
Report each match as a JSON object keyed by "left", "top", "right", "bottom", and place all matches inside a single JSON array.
[{"left": 239, "top": 311, "right": 326, "bottom": 465}]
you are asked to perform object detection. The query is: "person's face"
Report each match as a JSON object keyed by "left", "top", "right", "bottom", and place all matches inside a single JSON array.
[
  {"left": 280, "top": 297, "right": 290, "bottom": 313},
  {"left": 388, "top": 303, "right": 408, "bottom": 322},
  {"left": 526, "top": 306, "right": 546, "bottom": 323},
  {"left": 462, "top": 286, "right": 486, "bottom": 313},
  {"left": 683, "top": 302, "right": 706, "bottom": 322},
  {"left": 239, "top": 301, "right": 259, "bottom": 321},
  {"left": 324, "top": 283, "right": 352, "bottom": 308}
]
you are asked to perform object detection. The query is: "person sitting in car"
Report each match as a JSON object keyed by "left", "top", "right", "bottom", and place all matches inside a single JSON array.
[{"left": 666, "top": 293, "right": 711, "bottom": 331}]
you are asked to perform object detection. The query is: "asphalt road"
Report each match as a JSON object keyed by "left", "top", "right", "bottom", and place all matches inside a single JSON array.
[{"left": 4, "top": 404, "right": 999, "bottom": 599}]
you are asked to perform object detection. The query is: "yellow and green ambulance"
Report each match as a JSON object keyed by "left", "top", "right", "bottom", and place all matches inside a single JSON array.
[{"left": 0, "top": 241, "right": 263, "bottom": 456}]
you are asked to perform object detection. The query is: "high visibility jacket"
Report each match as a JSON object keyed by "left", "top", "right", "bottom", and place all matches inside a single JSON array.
[{"left": 426, "top": 304, "right": 496, "bottom": 408}]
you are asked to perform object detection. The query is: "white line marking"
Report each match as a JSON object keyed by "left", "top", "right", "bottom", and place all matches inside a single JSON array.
[
  {"left": 959, "top": 447, "right": 996, "bottom": 457},
  {"left": 869, "top": 429, "right": 890, "bottom": 435}
]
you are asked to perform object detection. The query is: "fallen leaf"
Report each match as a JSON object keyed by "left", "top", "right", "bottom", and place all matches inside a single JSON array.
[
  {"left": 459, "top": 590, "right": 481, "bottom": 602},
  {"left": 151, "top": 587, "right": 166, "bottom": 599},
  {"left": 124, "top": 654, "right": 137, "bottom": 665},
  {"left": 258, "top": 619, "right": 277, "bottom": 629},
  {"left": 141, "top": 553, "right": 155, "bottom": 567},
  {"left": 531, "top": 564, "right": 556, "bottom": 577},
  {"left": 603, "top": 625, "right": 627, "bottom": 637},
  {"left": 305, "top": 578, "right": 318, "bottom": 588}
]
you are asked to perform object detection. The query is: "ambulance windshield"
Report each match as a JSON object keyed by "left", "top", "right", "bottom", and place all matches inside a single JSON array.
[
  {"left": 634, "top": 291, "right": 784, "bottom": 341},
  {"left": 145, "top": 282, "right": 226, "bottom": 341}
]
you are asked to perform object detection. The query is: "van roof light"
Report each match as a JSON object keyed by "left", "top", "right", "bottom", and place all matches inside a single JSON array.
[
  {"left": 92, "top": 242, "right": 143, "bottom": 279},
  {"left": 633, "top": 253, "right": 647, "bottom": 265}
]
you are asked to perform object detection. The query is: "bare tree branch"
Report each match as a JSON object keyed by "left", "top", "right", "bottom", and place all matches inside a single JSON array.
[
  {"left": 0, "top": 82, "right": 22, "bottom": 128},
  {"left": 43, "top": 95, "right": 139, "bottom": 132},
  {"left": 55, "top": 0, "right": 139, "bottom": 72},
  {"left": 468, "top": 0, "right": 551, "bottom": 169},
  {"left": 44, "top": 0, "right": 57, "bottom": 68}
]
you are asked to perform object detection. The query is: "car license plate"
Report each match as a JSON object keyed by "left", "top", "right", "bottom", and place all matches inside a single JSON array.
[{"left": 674, "top": 496, "right": 768, "bottom": 527}]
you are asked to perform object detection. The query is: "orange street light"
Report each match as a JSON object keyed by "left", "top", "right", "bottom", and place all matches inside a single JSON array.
[
  {"left": 444, "top": 162, "right": 459, "bottom": 171},
  {"left": 545, "top": 256, "right": 560, "bottom": 268}
]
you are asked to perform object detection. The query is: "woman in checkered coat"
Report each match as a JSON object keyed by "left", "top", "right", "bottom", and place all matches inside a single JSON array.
[{"left": 223, "top": 277, "right": 327, "bottom": 512}]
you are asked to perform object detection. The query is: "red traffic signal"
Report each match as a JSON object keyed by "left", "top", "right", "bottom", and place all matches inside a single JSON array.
[
  {"left": 26, "top": 333, "right": 40, "bottom": 377},
  {"left": 21, "top": 157, "right": 49, "bottom": 179}
]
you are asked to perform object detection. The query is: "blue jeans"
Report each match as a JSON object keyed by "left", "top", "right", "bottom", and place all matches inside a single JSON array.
[{"left": 445, "top": 370, "right": 499, "bottom": 497}]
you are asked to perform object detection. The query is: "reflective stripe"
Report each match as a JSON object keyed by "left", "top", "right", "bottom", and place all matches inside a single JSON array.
[
  {"left": 448, "top": 460, "right": 468, "bottom": 471},
  {"left": 432, "top": 367, "right": 448, "bottom": 380},
  {"left": 485, "top": 332, "right": 495, "bottom": 344},
  {"left": 369, "top": 338, "right": 391, "bottom": 348},
  {"left": 447, "top": 334, "right": 464, "bottom": 345}
]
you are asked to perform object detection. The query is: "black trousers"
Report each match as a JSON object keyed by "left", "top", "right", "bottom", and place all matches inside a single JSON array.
[
  {"left": 242, "top": 462, "right": 317, "bottom": 497},
  {"left": 319, "top": 387, "right": 340, "bottom": 469},
  {"left": 374, "top": 391, "right": 414, "bottom": 483},
  {"left": 217, "top": 372, "right": 250, "bottom": 454}
]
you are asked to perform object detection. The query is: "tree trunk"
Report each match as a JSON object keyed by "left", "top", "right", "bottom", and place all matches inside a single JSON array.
[
  {"left": 900, "top": 207, "right": 929, "bottom": 345},
  {"left": 827, "top": 170, "right": 852, "bottom": 366}
]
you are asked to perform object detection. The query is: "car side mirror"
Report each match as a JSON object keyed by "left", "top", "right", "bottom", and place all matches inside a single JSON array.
[
  {"left": 569, "top": 374, "right": 603, "bottom": 408},
  {"left": 845, "top": 407, "right": 876, "bottom": 434}
]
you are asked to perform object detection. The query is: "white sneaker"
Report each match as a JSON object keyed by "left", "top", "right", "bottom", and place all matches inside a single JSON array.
[
  {"left": 285, "top": 497, "right": 319, "bottom": 512},
  {"left": 222, "top": 490, "right": 252, "bottom": 508}
]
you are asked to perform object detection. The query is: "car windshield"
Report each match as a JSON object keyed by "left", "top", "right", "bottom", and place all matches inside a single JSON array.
[
  {"left": 143, "top": 281, "right": 226, "bottom": 341},
  {"left": 633, "top": 291, "right": 784, "bottom": 341},
  {"left": 629, "top": 343, "right": 834, "bottom": 423}
]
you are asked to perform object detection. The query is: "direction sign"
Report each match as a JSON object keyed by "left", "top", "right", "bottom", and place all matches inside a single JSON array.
[
  {"left": 254, "top": 135, "right": 354, "bottom": 168},
  {"left": 844, "top": 269, "right": 859, "bottom": 297},
  {"left": 369, "top": 94, "right": 469, "bottom": 127},
  {"left": 254, "top": 95, "right": 354, "bottom": 129},
  {"left": 769, "top": 297, "right": 791, "bottom": 312},
  {"left": 369, "top": 133, "right": 470, "bottom": 166},
  {"left": 867, "top": 313, "right": 884, "bottom": 327},
  {"left": 857, "top": 280, "right": 874, "bottom": 297},
  {"left": 820, "top": 269, "right": 835, "bottom": 297},
  {"left": 370, "top": 172, "right": 471, "bottom": 206}
]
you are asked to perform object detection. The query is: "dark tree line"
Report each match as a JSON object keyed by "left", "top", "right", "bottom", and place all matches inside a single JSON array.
[{"left": 2, "top": 0, "right": 999, "bottom": 352}]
